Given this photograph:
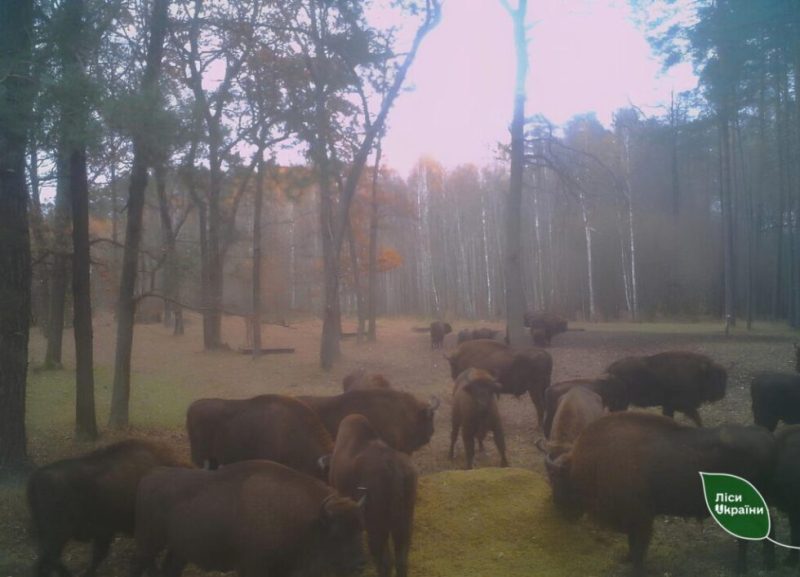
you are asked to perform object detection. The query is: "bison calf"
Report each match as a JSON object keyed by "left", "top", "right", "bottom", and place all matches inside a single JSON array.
[
  {"left": 446, "top": 339, "right": 552, "bottom": 429},
  {"left": 449, "top": 368, "right": 508, "bottom": 469},
  {"left": 429, "top": 321, "right": 452, "bottom": 349},
  {"left": 132, "top": 460, "right": 366, "bottom": 577},
  {"left": 545, "top": 412, "right": 774, "bottom": 576},
  {"left": 330, "top": 414, "right": 418, "bottom": 577},
  {"left": 27, "top": 439, "right": 182, "bottom": 577}
]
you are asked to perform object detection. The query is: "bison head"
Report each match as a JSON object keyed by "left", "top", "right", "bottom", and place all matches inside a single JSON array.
[
  {"left": 317, "top": 494, "right": 367, "bottom": 576},
  {"left": 462, "top": 371, "right": 503, "bottom": 407},
  {"left": 544, "top": 452, "right": 583, "bottom": 521},
  {"left": 409, "top": 396, "right": 439, "bottom": 451}
]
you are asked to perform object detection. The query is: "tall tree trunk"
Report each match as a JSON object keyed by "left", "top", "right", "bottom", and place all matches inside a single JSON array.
[
  {"left": 28, "top": 139, "right": 50, "bottom": 330},
  {"left": 0, "top": 0, "right": 34, "bottom": 472},
  {"left": 720, "top": 114, "right": 736, "bottom": 334},
  {"left": 579, "top": 192, "right": 596, "bottom": 321},
  {"left": 44, "top": 148, "right": 70, "bottom": 369},
  {"left": 251, "top": 155, "right": 264, "bottom": 358},
  {"left": 347, "top": 220, "right": 366, "bottom": 341},
  {"left": 503, "top": 0, "right": 528, "bottom": 345},
  {"left": 155, "top": 163, "right": 181, "bottom": 331},
  {"left": 109, "top": 0, "right": 169, "bottom": 428},
  {"left": 367, "top": 145, "right": 381, "bottom": 341},
  {"left": 60, "top": 0, "right": 97, "bottom": 439}
]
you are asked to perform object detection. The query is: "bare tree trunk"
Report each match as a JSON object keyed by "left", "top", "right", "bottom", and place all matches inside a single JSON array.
[
  {"left": 110, "top": 0, "right": 169, "bottom": 427},
  {"left": 44, "top": 148, "right": 69, "bottom": 369},
  {"left": 720, "top": 114, "right": 736, "bottom": 334},
  {"left": 579, "top": 192, "right": 596, "bottom": 321},
  {"left": 367, "top": 145, "right": 381, "bottom": 341},
  {"left": 481, "top": 188, "right": 494, "bottom": 316},
  {"left": 347, "top": 220, "right": 366, "bottom": 341},
  {"left": 0, "top": 0, "right": 33, "bottom": 471},
  {"left": 503, "top": 0, "right": 528, "bottom": 345},
  {"left": 28, "top": 139, "right": 50, "bottom": 330},
  {"left": 70, "top": 146, "right": 97, "bottom": 439},
  {"left": 251, "top": 155, "right": 264, "bottom": 358}
]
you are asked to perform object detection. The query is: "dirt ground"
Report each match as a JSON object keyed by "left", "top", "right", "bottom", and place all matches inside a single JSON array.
[{"left": 2, "top": 313, "right": 799, "bottom": 577}]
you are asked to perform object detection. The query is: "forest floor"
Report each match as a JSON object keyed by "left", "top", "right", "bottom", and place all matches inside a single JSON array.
[{"left": 1, "top": 313, "right": 798, "bottom": 577}]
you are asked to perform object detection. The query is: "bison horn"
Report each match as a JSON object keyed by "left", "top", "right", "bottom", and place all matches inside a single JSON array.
[
  {"left": 428, "top": 396, "right": 441, "bottom": 412},
  {"left": 317, "top": 454, "right": 331, "bottom": 473},
  {"left": 534, "top": 437, "right": 548, "bottom": 454}
]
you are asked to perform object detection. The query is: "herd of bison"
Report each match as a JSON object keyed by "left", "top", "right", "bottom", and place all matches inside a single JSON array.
[{"left": 23, "top": 312, "right": 800, "bottom": 577}]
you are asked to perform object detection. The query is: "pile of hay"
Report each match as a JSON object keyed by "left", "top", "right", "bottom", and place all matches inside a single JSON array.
[{"left": 408, "top": 467, "right": 625, "bottom": 577}]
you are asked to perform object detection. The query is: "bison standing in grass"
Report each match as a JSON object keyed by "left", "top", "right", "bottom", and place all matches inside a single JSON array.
[
  {"left": 545, "top": 412, "right": 775, "bottom": 576},
  {"left": 445, "top": 339, "right": 552, "bottom": 429},
  {"left": 27, "top": 439, "right": 183, "bottom": 577},
  {"left": 131, "top": 460, "right": 366, "bottom": 577},
  {"left": 604, "top": 350, "right": 727, "bottom": 426},
  {"left": 299, "top": 389, "right": 439, "bottom": 455},
  {"left": 329, "top": 414, "right": 418, "bottom": 577},
  {"left": 186, "top": 395, "right": 332, "bottom": 479},
  {"left": 449, "top": 368, "right": 508, "bottom": 469}
]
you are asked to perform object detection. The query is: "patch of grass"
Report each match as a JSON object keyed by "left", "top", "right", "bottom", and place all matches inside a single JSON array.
[
  {"left": 410, "top": 467, "right": 625, "bottom": 577},
  {"left": 572, "top": 320, "right": 798, "bottom": 336}
]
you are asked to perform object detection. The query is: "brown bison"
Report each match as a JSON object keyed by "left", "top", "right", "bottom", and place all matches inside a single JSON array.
[
  {"left": 605, "top": 350, "right": 727, "bottom": 426},
  {"left": 457, "top": 328, "right": 500, "bottom": 344},
  {"left": 342, "top": 369, "right": 392, "bottom": 392},
  {"left": 542, "top": 385, "right": 605, "bottom": 458},
  {"left": 299, "top": 388, "right": 439, "bottom": 455},
  {"left": 770, "top": 425, "right": 800, "bottom": 566},
  {"left": 545, "top": 412, "right": 775, "bottom": 576},
  {"left": 523, "top": 311, "right": 568, "bottom": 346},
  {"left": 445, "top": 339, "right": 553, "bottom": 428},
  {"left": 751, "top": 372, "right": 800, "bottom": 432},
  {"left": 209, "top": 395, "right": 333, "bottom": 480},
  {"left": 27, "top": 439, "right": 183, "bottom": 577},
  {"left": 449, "top": 368, "right": 508, "bottom": 469},
  {"left": 187, "top": 395, "right": 332, "bottom": 478},
  {"left": 329, "top": 414, "right": 418, "bottom": 577},
  {"left": 131, "top": 460, "right": 366, "bottom": 577},
  {"left": 429, "top": 321, "right": 452, "bottom": 349}
]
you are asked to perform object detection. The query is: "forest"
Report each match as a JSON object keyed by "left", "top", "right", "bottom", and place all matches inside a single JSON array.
[{"left": 1, "top": 1, "right": 800, "bottom": 575}]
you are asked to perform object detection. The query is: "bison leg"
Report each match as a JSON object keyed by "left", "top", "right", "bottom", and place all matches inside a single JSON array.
[
  {"left": 34, "top": 538, "right": 72, "bottom": 577},
  {"left": 83, "top": 535, "right": 112, "bottom": 577},
  {"left": 449, "top": 417, "right": 459, "bottom": 460},
  {"left": 682, "top": 407, "right": 704, "bottom": 427},
  {"left": 626, "top": 521, "right": 653, "bottom": 577},
  {"left": 528, "top": 389, "right": 545, "bottom": 431},
  {"left": 393, "top": 531, "right": 411, "bottom": 577},
  {"left": 462, "top": 425, "right": 477, "bottom": 469},
  {"left": 368, "top": 529, "right": 391, "bottom": 577},
  {"left": 492, "top": 421, "right": 509, "bottom": 468}
]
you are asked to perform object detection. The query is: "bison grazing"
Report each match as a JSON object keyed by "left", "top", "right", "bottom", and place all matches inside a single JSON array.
[
  {"left": 541, "top": 377, "right": 626, "bottom": 438},
  {"left": 209, "top": 395, "right": 333, "bottom": 480},
  {"left": 523, "top": 311, "right": 568, "bottom": 346},
  {"left": 27, "top": 439, "right": 183, "bottom": 577},
  {"left": 299, "top": 388, "right": 439, "bottom": 454},
  {"left": 342, "top": 369, "right": 392, "bottom": 392},
  {"left": 445, "top": 339, "right": 553, "bottom": 429},
  {"left": 543, "top": 385, "right": 605, "bottom": 458},
  {"left": 131, "top": 460, "right": 366, "bottom": 577},
  {"left": 605, "top": 350, "right": 727, "bottom": 426},
  {"left": 545, "top": 412, "right": 775, "bottom": 576},
  {"left": 449, "top": 368, "right": 508, "bottom": 469},
  {"left": 330, "top": 414, "right": 418, "bottom": 577},
  {"left": 771, "top": 425, "right": 800, "bottom": 566},
  {"left": 750, "top": 372, "right": 800, "bottom": 431},
  {"left": 429, "top": 321, "right": 452, "bottom": 349}
]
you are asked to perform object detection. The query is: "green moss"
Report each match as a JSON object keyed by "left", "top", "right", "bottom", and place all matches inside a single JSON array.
[{"left": 408, "top": 468, "right": 625, "bottom": 577}]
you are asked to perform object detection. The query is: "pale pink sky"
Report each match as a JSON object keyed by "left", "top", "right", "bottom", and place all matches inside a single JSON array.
[{"left": 381, "top": 0, "right": 696, "bottom": 176}]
